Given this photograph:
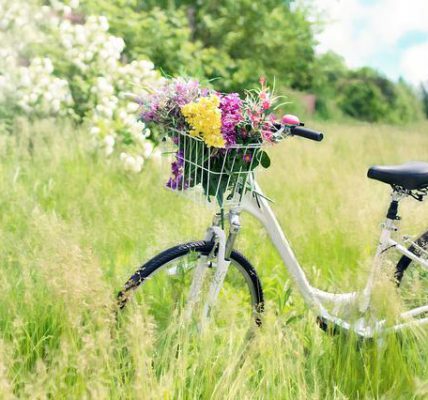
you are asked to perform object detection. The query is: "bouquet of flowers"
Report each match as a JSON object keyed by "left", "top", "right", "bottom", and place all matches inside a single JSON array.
[{"left": 138, "top": 77, "right": 288, "bottom": 206}]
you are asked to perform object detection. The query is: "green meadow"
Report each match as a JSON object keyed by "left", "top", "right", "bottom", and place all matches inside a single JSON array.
[{"left": 1, "top": 120, "right": 428, "bottom": 398}]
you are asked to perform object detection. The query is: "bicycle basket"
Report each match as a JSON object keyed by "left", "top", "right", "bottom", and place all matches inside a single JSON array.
[{"left": 164, "top": 130, "right": 263, "bottom": 208}]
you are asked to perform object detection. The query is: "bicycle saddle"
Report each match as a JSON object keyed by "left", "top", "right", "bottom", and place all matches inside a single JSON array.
[{"left": 367, "top": 161, "right": 428, "bottom": 190}]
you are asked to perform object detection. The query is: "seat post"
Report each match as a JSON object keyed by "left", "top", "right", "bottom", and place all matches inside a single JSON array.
[
  {"left": 385, "top": 188, "right": 406, "bottom": 225},
  {"left": 386, "top": 198, "right": 400, "bottom": 221}
]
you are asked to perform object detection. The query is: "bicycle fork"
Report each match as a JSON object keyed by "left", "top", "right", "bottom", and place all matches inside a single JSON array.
[{"left": 184, "top": 210, "right": 241, "bottom": 326}]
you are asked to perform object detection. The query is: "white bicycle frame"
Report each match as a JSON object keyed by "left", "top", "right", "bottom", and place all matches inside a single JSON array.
[{"left": 190, "top": 182, "right": 428, "bottom": 338}]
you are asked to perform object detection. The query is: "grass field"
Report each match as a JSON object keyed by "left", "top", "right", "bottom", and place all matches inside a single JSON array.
[{"left": 1, "top": 119, "right": 428, "bottom": 398}]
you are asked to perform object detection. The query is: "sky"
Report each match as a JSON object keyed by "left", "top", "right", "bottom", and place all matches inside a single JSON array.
[{"left": 312, "top": 0, "right": 428, "bottom": 86}]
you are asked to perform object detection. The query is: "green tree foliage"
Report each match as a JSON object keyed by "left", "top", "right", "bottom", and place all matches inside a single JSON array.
[
  {"left": 80, "top": 0, "right": 425, "bottom": 124},
  {"left": 338, "top": 68, "right": 424, "bottom": 123},
  {"left": 311, "top": 51, "right": 347, "bottom": 118},
  {"left": 192, "top": 0, "right": 316, "bottom": 92},
  {"left": 80, "top": 0, "right": 315, "bottom": 92}
]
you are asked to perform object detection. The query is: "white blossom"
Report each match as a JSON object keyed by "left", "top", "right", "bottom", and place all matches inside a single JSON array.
[
  {"left": 14, "top": 57, "right": 74, "bottom": 117},
  {"left": 151, "top": 149, "right": 162, "bottom": 164},
  {"left": 141, "top": 141, "right": 154, "bottom": 158},
  {"left": 120, "top": 153, "right": 144, "bottom": 173},
  {"left": 0, "top": 0, "right": 163, "bottom": 174}
]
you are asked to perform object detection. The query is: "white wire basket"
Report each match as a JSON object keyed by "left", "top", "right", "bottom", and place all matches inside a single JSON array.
[{"left": 163, "top": 130, "right": 263, "bottom": 208}]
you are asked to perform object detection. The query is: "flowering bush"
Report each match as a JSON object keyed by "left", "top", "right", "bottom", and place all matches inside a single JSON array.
[
  {"left": 0, "top": 1, "right": 66, "bottom": 117},
  {"left": 52, "top": 7, "right": 164, "bottom": 171},
  {"left": 58, "top": 16, "right": 123, "bottom": 73},
  {"left": 139, "top": 77, "right": 287, "bottom": 204},
  {"left": 0, "top": 0, "right": 163, "bottom": 172},
  {"left": 16, "top": 58, "right": 74, "bottom": 118}
]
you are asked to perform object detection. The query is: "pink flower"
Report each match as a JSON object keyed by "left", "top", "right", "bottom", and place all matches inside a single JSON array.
[
  {"left": 262, "top": 100, "right": 270, "bottom": 110},
  {"left": 268, "top": 114, "right": 277, "bottom": 123},
  {"left": 249, "top": 113, "right": 261, "bottom": 124},
  {"left": 262, "top": 129, "right": 273, "bottom": 142}
]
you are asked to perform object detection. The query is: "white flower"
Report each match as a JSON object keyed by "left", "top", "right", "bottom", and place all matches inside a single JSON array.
[
  {"left": 104, "top": 134, "right": 115, "bottom": 148},
  {"left": 141, "top": 141, "right": 153, "bottom": 158},
  {"left": 29, "top": 93, "right": 38, "bottom": 104},
  {"left": 123, "top": 154, "right": 136, "bottom": 172},
  {"left": 151, "top": 149, "right": 162, "bottom": 164},
  {"left": 69, "top": 0, "right": 80, "bottom": 9},
  {"left": 43, "top": 58, "right": 54, "bottom": 74},
  {"left": 84, "top": 51, "right": 93, "bottom": 61},
  {"left": 90, "top": 126, "right": 100, "bottom": 136},
  {"left": 120, "top": 153, "right": 144, "bottom": 173},
  {"left": 51, "top": 99, "right": 60, "bottom": 112},
  {"left": 134, "top": 155, "right": 144, "bottom": 173},
  {"left": 103, "top": 135, "right": 115, "bottom": 156},
  {"left": 62, "top": 5, "right": 72, "bottom": 15},
  {"left": 20, "top": 73, "right": 31, "bottom": 87},
  {"left": 127, "top": 102, "right": 139, "bottom": 113},
  {"left": 119, "top": 110, "right": 128, "bottom": 120},
  {"left": 95, "top": 77, "right": 114, "bottom": 96},
  {"left": 98, "top": 16, "right": 109, "bottom": 32}
]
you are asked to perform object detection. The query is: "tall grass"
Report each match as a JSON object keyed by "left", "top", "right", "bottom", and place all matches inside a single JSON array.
[{"left": 1, "top": 118, "right": 428, "bottom": 398}]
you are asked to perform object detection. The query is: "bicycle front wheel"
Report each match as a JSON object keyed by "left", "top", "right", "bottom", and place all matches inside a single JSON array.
[{"left": 118, "top": 241, "right": 264, "bottom": 332}]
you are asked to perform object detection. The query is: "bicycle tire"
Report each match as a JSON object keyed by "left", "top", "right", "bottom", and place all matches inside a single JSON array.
[{"left": 117, "top": 241, "right": 264, "bottom": 325}]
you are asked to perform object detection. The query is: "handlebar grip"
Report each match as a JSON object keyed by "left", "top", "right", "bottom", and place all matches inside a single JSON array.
[{"left": 291, "top": 126, "right": 324, "bottom": 142}]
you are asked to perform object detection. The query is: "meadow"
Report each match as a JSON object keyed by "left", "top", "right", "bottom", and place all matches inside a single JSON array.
[{"left": 1, "top": 119, "right": 428, "bottom": 398}]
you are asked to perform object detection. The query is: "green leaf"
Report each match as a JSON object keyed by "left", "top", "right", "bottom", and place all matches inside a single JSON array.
[{"left": 259, "top": 151, "right": 271, "bottom": 169}]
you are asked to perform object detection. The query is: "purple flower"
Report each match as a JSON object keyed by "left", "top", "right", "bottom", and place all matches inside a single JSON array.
[
  {"left": 173, "top": 80, "right": 199, "bottom": 106},
  {"left": 219, "top": 93, "right": 243, "bottom": 146},
  {"left": 166, "top": 150, "right": 188, "bottom": 190},
  {"left": 243, "top": 153, "right": 252, "bottom": 163},
  {"left": 139, "top": 78, "right": 209, "bottom": 126},
  {"left": 166, "top": 175, "right": 188, "bottom": 190}
]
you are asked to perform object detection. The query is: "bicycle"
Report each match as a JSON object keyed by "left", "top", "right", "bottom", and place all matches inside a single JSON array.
[{"left": 117, "top": 123, "right": 428, "bottom": 339}]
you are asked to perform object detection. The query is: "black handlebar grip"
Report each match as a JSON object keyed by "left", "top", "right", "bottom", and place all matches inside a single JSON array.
[{"left": 291, "top": 126, "right": 324, "bottom": 142}]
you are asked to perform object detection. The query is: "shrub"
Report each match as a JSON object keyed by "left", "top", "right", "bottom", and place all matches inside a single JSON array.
[
  {"left": 0, "top": 0, "right": 163, "bottom": 172},
  {"left": 338, "top": 68, "right": 424, "bottom": 123}
]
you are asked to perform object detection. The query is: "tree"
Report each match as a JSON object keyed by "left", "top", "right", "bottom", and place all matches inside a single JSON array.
[
  {"left": 80, "top": 0, "right": 317, "bottom": 92},
  {"left": 80, "top": 0, "right": 425, "bottom": 123},
  {"left": 311, "top": 51, "right": 347, "bottom": 118},
  {"left": 339, "top": 68, "right": 424, "bottom": 123}
]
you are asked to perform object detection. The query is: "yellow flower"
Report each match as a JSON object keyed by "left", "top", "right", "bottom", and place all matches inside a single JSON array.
[{"left": 181, "top": 95, "right": 225, "bottom": 148}]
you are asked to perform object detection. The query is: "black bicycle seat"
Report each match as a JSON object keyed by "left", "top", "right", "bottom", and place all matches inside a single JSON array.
[{"left": 367, "top": 161, "right": 428, "bottom": 190}]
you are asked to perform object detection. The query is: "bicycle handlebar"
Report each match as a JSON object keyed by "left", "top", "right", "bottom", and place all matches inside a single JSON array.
[
  {"left": 290, "top": 126, "right": 324, "bottom": 142},
  {"left": 273, "top": 123, "right": 324, "bottom": 142}
]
